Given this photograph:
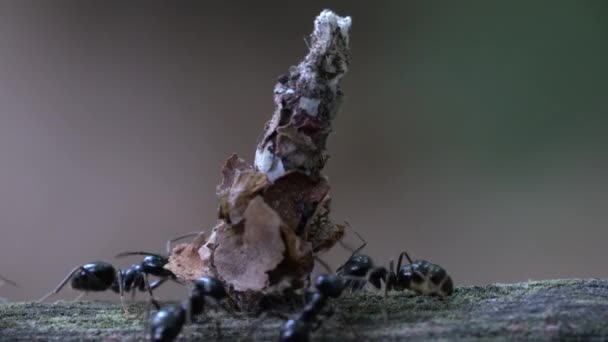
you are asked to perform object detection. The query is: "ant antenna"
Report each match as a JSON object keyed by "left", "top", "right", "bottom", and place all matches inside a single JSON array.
[
  {"left": 166, "top": 231, "right": 202, "bottom": 255},
  {"left": 342, "top": 221, "right": 367, "bottom": 259},
  {"left": 314, "top": 256, "right": 333, "bottom": 273},
  {"left": 115, "top": 231, "right": 203, "bottom": 259},
  {"left": 397, "top": 251, "right": 414, "bottom": 270},
  {"left": 115, "top": 252, "right": 166, "bottom": 259}
]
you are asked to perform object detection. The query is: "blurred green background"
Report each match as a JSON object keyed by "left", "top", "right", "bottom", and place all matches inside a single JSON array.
[{"left": 0, "top": 1, "right": 606, "bottom": 301}]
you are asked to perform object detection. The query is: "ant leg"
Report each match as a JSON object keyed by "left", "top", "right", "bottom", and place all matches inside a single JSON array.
[
  {"left": 38, "top": 266, "right": 86, "bottom": 302},
  {"left": 149, "top": 278, "right": 168, "bottom": 290},
  {"left": 166, "top": 231, "right": 202, "bottom": 255},
  {"left": 143, "top": 273, "right": 160, "bottom": 309},
  {"left": 184, "top": 298, "right": 192, "bottom": 325},
  {"left": 0, "top": 275, "right": 18, "bottom": 288},
  {"left": 71, "top": 292, "right": 85, "bottom": 302},
  {"left": 385, "top": 261, "right": 395, "bottom": 297},
  {"left": 344, "top": 221, "right": 367, "bottom": 257},
  {"left": 314, "top": 256, "right": 333, "bottom": 273},
  {"left": 214, "top": 319, "right": 222, "bottom": 339},
  {"left": 117, "top": 269, "right": 128, "bottom": 314},
  {"left": 311, "top": 319, "right": 323, "bottom": 332},
  {"left": 311, "top": 304, "right": 335, "bottom": 332},
  {"left": 142, "top": 299, "right": 155, "bottom": 339}
]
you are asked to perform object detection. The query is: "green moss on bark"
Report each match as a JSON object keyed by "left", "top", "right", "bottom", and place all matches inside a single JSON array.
[{"left": 1, "top": 279, "right": 608, "bottom": 341}]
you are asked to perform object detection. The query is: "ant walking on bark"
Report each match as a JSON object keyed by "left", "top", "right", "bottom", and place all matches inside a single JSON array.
[
  {"left": 149, "top": 276, "right": 227, "bottom": 342},
  {"left": 336, "top": 225, "right": 454, "bottom": 297},
  {"left": 38, "top": 232, "right": 199, "bottom": 312},
  {"left": 279, "top": 273, "right": 345, "bottom": 342}
]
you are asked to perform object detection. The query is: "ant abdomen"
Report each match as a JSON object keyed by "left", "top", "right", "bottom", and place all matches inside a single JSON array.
[
  {"left": 70, "top": 262, "right": 116, "bottom": 292},
  {"left": 150, "top": 303, "right": 186, "bottom": 342},
  {"left": 398, "top": 259, "right": 454, "bottom": 297}
]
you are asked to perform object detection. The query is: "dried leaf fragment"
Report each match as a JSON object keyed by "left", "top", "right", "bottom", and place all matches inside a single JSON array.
[{"left": 213, "top": 196, "right": 286, "bottom": 292}]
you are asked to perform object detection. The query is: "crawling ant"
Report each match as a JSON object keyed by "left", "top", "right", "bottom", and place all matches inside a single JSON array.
[
  {"left": 339, "top": 248, "right": 454, "bottom": 297},
  {"left": 335, "top": 228, "right": 454, "bottom": 297},
  {"left": 149, "top": 276, "right": 227, "bottom": 342},
  {"left": 384, "top": 251, "right": 454, "bottom": 297},
  {"left": 335, "top": 229, "right": 387, "bottom": 291},
  {"left": 38, "top": 232, "right": 198, "bottom": 310},
  {"left": 279, "top": 273, "right": 345, "bottom": 342}
]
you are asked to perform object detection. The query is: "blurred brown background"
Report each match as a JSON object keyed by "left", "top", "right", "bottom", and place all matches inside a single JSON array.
[{"left": 1, "top": 1, "right": 607, "bottom": 301}]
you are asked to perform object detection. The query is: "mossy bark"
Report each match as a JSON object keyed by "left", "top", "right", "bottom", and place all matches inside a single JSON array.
[{"left": 2, "top": 279, "right": 608, "bottom": 341}]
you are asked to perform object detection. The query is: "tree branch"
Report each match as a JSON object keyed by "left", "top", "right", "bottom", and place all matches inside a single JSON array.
[{"left": 3, "top": 279, "right": 608, "bottom": 340}]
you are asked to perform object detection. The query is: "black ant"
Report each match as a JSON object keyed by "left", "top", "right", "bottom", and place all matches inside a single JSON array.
[
  {"left": 38, "top": 232, "right": 198, "bottom": 311},
  {"left": 149, "top": 276, "right": 227, "bottom": 342},
  {"left": 338, "top": 248, "right": 454, "bottom": 297},
  {"left": 384, "top": 251, "right": 454, "bottom": 297},
  {"left": 335, "top": 229, "right": 454, "bottom": 297},
  {"left": 279, "top": 273, "right": 345, "bottom": 342},
  {"left": 335, "top": 229, "right": 387, "bottom": 291}
]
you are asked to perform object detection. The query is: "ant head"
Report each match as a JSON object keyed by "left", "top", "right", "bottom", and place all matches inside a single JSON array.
[
  {"left": 314, "top": 274, "right": 344, "bottom": 298},
  {"left": 193, "top": 277, "right": 227, "bottom": 300},
  {"left": 342, "top": 254, "right": 373, "bottom": 277},
  {"left": 142, "top": 255, "right": 168, "bottom": 268},
  {"left": 397, "top": 265, "right": 425, "bottom": 289}
]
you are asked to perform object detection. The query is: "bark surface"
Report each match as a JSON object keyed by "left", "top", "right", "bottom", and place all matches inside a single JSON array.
[{"left": 2, "top": 279, "right": 608, "bottom": 341}]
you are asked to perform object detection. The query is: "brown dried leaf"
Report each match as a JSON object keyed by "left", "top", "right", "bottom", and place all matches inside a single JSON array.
[
  {"left": 220, "top": 170, "right": 269, "bottom": 224},
  {"left": 306, "top": 194, "right": 344, "bottom": 253},
  {"left": 216, "top": 154, "right": 252, "bottom": 197},
  {"left": 165, "top": 231, "right": 211, "bottom": 280},
  {"left": 213, "top": 196, "right": 285, "bottom": 292},
  {"left": 262, "top": 171, "right": 330, "bottom": 234},
  {"left": 274, "top": 222, "right": 314, "bottom": 287}
]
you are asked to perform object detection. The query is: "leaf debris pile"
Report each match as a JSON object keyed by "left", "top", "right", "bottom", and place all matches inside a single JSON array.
[{"left": 166, "top": 10, "right": 352, "bottom": 309}]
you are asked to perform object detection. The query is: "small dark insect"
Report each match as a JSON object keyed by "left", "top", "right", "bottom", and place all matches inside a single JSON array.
[
  {"left": 38, "top": 233, "right": 197, "bottom": 310},
  {"left": 335, "top": 228, "right": 453, "bottom": 297},
  {"left": 385, "top": 251, "right": 454, "bottom": 297},
  {"left": 279, "top": 273, "right": 345, "bottom": 342},
  {"left": 149, "top": 276, "right": 227, "bottom": 342}
]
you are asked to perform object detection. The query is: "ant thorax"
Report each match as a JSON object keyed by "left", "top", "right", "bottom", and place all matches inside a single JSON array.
[{"left": 400, "top": 260, "right": 453, "bottom": 297}]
